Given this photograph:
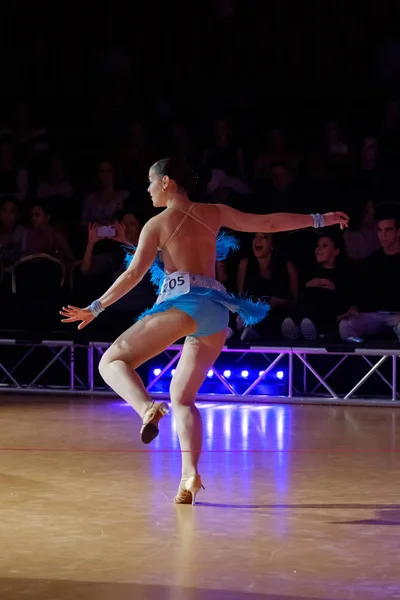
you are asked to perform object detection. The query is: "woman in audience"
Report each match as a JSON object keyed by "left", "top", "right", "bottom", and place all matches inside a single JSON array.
[
  {"left": 24, "top": 202, "right": 74, "bottom": 265},
  {"left": 81, "top": 160, "right": 130, "bottom": 227},
  {"left": 0, "top": 138, "right": 29, "bottom": 201},
  {"left": 0, "top": 196, "right": 28, "bottom": 267},
  {"left": 80, "top": 210, "right": 142, "bottom": 276},
  {"left": 254, "top": 127, "right": 298, "bottom": 181},
  {"left": 234, "top": 232, "right": 298, "bottom": 341},
  {"left": 205, "top": 117, "right": 246, "bottom": 179},
  {"left": 343, "top": 198, "right": 380, "bottom": 262},
  {"left": 281, "top": 233, "right": 351, "bottom": 340},
  {"left": 36, "top": 156, "right": 74, "bottom": 200},
  {"left": 79, "top": 211, "right": 155, "bottom": 317}
]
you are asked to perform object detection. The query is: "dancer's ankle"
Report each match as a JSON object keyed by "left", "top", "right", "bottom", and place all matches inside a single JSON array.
[
  {"left": 181, "top": 470, "right": 198, "bottom": 480},
  {"left": 141, "top": 400, "right": 154, "bottom": 419}
]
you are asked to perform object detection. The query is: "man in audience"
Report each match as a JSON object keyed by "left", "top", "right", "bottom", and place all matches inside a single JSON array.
[{"left": 338, "top": 202, "right": 400, "bottom": 342}]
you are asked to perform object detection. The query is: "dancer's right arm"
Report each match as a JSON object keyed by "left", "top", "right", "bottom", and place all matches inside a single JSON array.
[
  {"left": 96, "top": 221, "right": 158, "bottom": 308},
  {"left": 60, "top": 221, "right": 159, "bottom": 329},
  {"left": 217, "top": 205, "right": 349, "bottom": 233}
]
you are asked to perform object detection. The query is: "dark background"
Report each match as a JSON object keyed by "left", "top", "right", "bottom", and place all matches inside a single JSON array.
[{"left": 1, "top": 1, "right": 398, "bottom": 132}]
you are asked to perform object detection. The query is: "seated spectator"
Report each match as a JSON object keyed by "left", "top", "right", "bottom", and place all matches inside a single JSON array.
[
  {"left": 343, "top": 197, "right": 380, "bottom": 262},
  {"left": 205, "top": 117, "right": 246, "bottom": 179},
  {"left": 81, "top": 160, "right": 130, "bottom": 227},
  {"left": 310, "top": 119, "right": 355, "bottom": 184},
  {"left": 8, "top": 102, "right": 50, "bottom": 163},
  {"left": 206, "top": 167, "right": 251, "bottom": 204},
  {"left": 114, "top": 121, "right": 157, "bottom": 185},
  {"left": 281, "top": 233, "right": 351, "bottom": 340},
  {"left": 170, "top": 122, "right": 198, "bottom": 164},
  {"left": 356, "top": 135, "right": 381, "bottom": 187},
  {"left": 338, "top": 203, "right": 400, "bottom": 342},
  {"left": 80, "top": 210, "right": 155, "bottom": 317},
  {"left": 254, "top": 127, "right": 298, "bottom": 181},
  {"left": 24, "top": 202, "right": 74, "bottom": 265},
  {"left": 36, "top": 156, "right": 74, "bottom": 200},
  {"left": 80, "top": 210, "right": 142, "bottom": 277},
  {"left": 233, "top": 232, "right": 298, "bottom": 341},
  {"left": 254, "top": 162, "right": 308, "bottom": 215},
  {"left": 0, "top": 196, "right": 28, "bottom": 267},
  {"left": 0, "top": 138, "right": 29, "bottom": 201}
]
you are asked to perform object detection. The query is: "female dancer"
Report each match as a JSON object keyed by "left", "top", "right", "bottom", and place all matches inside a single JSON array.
[{"left": 60, "top": 157, "right": 349, "bottom": 505}]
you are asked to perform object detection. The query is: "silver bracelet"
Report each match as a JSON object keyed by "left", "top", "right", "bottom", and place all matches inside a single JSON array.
[
  {"left": 88, "top": 299, "right": 105, "bottom": 317},
  {"left": 311, "top": 213, "right": 324, "bottom": 228}
]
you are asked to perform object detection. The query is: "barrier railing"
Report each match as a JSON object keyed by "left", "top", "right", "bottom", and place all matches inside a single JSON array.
[{"left": 0, "top": 338, "right": 399, "bottom": 406}]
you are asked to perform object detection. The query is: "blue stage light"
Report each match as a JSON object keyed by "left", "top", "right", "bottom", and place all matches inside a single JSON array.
[
  {"left": 223, "top": 370, "right": 231, "bottom": 378},
  {"left": 259, "top": 370, "right": 265, "bottom": 377},
  {"left": 276, "top": 370, "right": 284, "bottom": 379},
  {"left": 207, "top": 370, "right": 213, "bottom": 378},
  {"left": 241, "top": 370, "right": 249, "bottom": 378},
  {"left": 171, "top": 369, "right": 176, "bottom": 375},
  {"left": 153, "top": 368, "right": 161, "bottom": 376}
]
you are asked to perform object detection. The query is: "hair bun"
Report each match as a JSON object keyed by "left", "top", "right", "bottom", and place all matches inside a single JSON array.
[{"left": 152, "top": 156, "right": 199, "bottom": 193}]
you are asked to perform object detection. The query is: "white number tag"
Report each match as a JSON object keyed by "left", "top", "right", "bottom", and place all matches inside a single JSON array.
[{"left": 156, "top": 272, "right": 190, "bottom": 304}]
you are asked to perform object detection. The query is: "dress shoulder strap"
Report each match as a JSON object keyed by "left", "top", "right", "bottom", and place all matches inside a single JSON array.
[
  {"left": 160, "top": 204, "right": 216, "bottom": 250},
  {"left": 160, "top": 204, "right": 196, "bottom": 251},
  {"left": 182, "top": 205, "right": 216, "bottom": 235}
]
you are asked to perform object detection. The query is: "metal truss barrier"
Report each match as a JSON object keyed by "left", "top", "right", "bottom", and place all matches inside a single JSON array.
[{"left": 0, "top": 339, "right": 399, "bottom": 406}]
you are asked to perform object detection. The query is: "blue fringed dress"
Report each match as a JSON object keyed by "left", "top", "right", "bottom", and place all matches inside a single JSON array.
[{"left": 124, "top": 232, "right": 269, "bottom": 337}]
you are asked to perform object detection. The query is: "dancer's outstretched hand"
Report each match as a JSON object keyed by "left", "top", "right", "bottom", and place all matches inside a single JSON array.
[
  {"left": 59, "top": 305, "right": 94, "bottom": 330},
  {"left": 323, "top": 212, "right": 350, "bottom": 230}
]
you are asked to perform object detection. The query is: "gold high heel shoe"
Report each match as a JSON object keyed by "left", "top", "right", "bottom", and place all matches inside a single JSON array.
[
  {"left": 174, "top": 475, "right": 205, "bottom": 505},
  {"left": 140, "top": 401, "right": 169, "bottom": 444}
]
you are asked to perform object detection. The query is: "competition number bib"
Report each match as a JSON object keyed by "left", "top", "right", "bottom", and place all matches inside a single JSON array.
[{"left": 157, "top": 272, "right": 190, "bottom": 304}]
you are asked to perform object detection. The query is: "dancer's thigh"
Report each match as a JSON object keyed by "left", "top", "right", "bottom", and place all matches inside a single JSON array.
[
  {"left": 100, "top": 308, "right": 197, "bottom": 369},
  {"left": 170, "top": 329, "right": 227, "bottom": 406}
]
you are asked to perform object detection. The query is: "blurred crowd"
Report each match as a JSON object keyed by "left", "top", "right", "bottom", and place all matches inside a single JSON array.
[{"left": 1, "top": 99, "right": 400, "bottom": 344}]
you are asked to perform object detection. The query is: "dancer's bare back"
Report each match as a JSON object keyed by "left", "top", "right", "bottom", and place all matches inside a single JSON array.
[
  {"left": 151, "top": 203, "right": 225, "bottom": 278},
  {"left": 138, "top": 202, "right": 289, "bottom": 279}
]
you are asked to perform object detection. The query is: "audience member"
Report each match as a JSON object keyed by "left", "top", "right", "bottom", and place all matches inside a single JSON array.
[
  {"left": 0, "top": 196, "right": 28, "bottom": 267},
  {"left": 339, "top": 203, "right": 400, "bottom": 342},
  {"left": 282, "top": 233, "right": 351, "bottom": 340},
  {"left": 81, "top": 160, "right": 130, "bottom": 227},
  {"left": 233, "top": 232, "right": 298, "bottom": 341},
  {"left": 24, "top": 202, "right": 74, "bottom": 265}
]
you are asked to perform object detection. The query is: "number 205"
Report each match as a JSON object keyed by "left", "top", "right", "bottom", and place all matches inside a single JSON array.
[{"left": 162, "top": 275, "right": 185, "bottom": 292}]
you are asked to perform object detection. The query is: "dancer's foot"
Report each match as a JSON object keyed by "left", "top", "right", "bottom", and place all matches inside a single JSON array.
[
  {"left": 174, "top": 474, "right": 204, "bottom": 505},
  {"left": 140, "top": 401, "right": 169, "bottom": 444}
]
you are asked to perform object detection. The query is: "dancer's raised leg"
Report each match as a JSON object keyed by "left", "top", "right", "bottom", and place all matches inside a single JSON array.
[
  {"left": 98, "top": 308, "right": 197, "bottom": 441},
  {"left": 169, "top": 329, "right": 227, "bottom": 503}
]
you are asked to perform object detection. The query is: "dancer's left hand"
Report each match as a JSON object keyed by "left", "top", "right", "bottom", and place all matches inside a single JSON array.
[
  {"left": 59, "top": 305, "right": 94, "bottom": 329},
  {"left": 323, "top": 212, "right": 350, "bottom": 230}
]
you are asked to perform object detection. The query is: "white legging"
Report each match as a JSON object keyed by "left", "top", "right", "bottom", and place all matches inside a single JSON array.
[{"left": 339, "top": 311, "right": 400, "bottom": 341}]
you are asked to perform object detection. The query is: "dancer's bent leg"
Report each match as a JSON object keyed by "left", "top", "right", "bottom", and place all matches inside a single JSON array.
[
  {"left": 170, "top": 329, "right": 227, "bottom": 482},
  {"left": 98, "top": 308, "right": 196, "bottom": 421}
]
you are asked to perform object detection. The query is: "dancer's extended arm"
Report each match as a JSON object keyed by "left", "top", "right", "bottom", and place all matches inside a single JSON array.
[
  {"left": 97, "top": 222, "right": 158, "bottom": 308},
  {"left": 59, "top": 221, "right": 158, "bottom": 329},
  {"left": 217, "top": 205, "right": 349, "bottom": 233}
]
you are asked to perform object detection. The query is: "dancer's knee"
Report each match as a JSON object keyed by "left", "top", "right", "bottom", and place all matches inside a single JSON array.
[
  {"left": 98, "top": 350, "right": 118, "bottom": 379},
  {"left": 170, "top": 382, "right": 195, "bottom": 409},
  {"left": 98, "top": 353, "right": 109, "bottom": 379}
]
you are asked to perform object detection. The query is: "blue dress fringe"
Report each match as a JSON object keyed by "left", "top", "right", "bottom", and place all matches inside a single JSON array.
[{"left": 123, "top": 231, "right": 269, "bottom": 327}]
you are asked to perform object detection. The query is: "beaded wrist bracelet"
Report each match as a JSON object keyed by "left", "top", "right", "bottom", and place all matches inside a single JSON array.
[
  {"left": 88, "top": 299, "right": 105, "bottom": 317},
  {"left": 311, "top": 213, "right": 325, "bottom": 228}
]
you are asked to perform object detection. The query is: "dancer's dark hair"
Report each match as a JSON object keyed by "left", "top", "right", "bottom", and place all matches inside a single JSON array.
[{"left": 151, "top": 156, "right": 198, "bottom": 193}]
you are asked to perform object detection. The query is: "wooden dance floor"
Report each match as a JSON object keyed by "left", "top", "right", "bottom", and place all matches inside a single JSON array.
[{"left": 0, "top": 397, "right": 399, "bottom": 600}]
